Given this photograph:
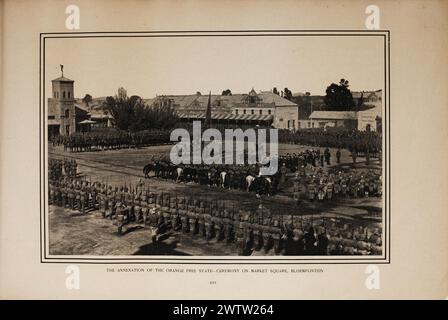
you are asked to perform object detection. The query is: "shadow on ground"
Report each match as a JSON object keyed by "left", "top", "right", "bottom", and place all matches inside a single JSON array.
[{"left": 133, "top": 240, "right": 191, "bottom": 256}]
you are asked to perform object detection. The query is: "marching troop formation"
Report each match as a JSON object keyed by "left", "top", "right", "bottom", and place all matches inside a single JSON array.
[
  {"left": 278, "top": 148, "right": 333, "bottom": 172},
  {"left": 48, "top": 176, "right": 382, "bottom": 256},
  {"left": 144, "top": 159, "right": 281, "bottom": 196},
  {"left": 47, "top": 125, "right": 383, "bottom": 256},
  {"left": 48, "top": 159, "right": 78, "bottom": 181},
  {"left": 49, "top": 128, "right": 381, "bottom": 157},
  {"left": 278, "top": 128, "right": 381, "bottom": 155},
  {"left": 142, "top": 147, "right": 381, "bottom": 199},
  {"left": 295, "top": 167, "right": 382, "bottom": 202},
  {"left": 50, "top": 130, "right": 172, "bottom": 152},
  {"left": 142, "top": 149, "right": 334, "bottom": 195}
]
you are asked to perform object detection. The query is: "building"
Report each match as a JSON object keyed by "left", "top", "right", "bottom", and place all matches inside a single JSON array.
[
  {"left": 295, "top": 89, "right": 383, "bottom": 131},
  {"left": 47, "top": 69, "right": 92, "bottom": 136},
  {"left": 306, "top": 111, "right": 359, "bottom": 129},
  {"left": 357, "top": 104, "right": 382, "bottom": 132},
  {"left": 305, "top": 105, "right": 382, "bottom": 132},
  {"left": 352, "top": 90, "right": 382, "bottom": 106},
  {"left": 149, "top": 89, "right": 298, "bottom": 130}
]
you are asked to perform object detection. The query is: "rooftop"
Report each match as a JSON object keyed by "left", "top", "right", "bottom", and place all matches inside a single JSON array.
[
  {"left": 52, "top": 76, "right": 74, "bottom": 82},
  {"left": 309, "top": 111, "right": 358, "bottom": 120}
]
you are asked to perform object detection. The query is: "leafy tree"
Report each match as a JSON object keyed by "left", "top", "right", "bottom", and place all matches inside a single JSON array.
[
  {"left": 324, "top": 79, "right": 355, "bottom": 111},
  {"left": 104, "top": 87, "right": 179, "bottom": 132},
  {"left": 104, "top": 89, "right": 142, "bottom": 130},
  {"left": 221, "top": 89, "right": 232, "bottom": 96},
  {"left": 283, "top": 87, "right": 293, "bottom": 100},
  {"left": 357, "top": 92, "right": 364, "bottom": 107},
  {"left": 273, "top": 87, "right": 279, "bottom": 95},
  {"left": 82, "top": 94, "right": 92, "bottom": 108},
  {"left": 146, "top": 104, "right": 179, "bottom": 130}
]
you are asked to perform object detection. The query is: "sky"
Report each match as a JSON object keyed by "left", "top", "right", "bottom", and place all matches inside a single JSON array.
[{"left": 45, "top": 35, "right": 384, "bottom": 99}]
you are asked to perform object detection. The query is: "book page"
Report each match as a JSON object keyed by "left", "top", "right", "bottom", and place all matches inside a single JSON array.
[{"left": 0, "top": 0, "right": 446, "bottom": 299}]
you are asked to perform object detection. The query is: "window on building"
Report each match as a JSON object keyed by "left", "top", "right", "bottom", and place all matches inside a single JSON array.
[
  {"left": 251, "top": 109, "right": 254, "bottom": 115},
  {"left": 287, "top": 120, "right": 290, "bottom": 128},
  {"left": 65, "top": 109, "right": 70, "bottom": 118},
  {"left": 292, "top": 120, "right": 295, "bottom": 129},
  {"left": 235, "top": 109, "right": 238, "bottom": 115},
  {"left": 243, "top": 109, "right": 246, "bottom": 114},
  {"left": 68, "top": 92, "right": 71, "bottom": 98},
  {"left": 259, "top": 110, "right": 263, "bottom": 115},
  {"left": 268, "top": 110, "right": 272, "bottom": 115},
  {"left": 48, "top": 115, "right": 55, "bottom": 120},
  {"left": 53, "top": 92, "right": 56, "bottom": 98},
  {"left": 63, "top": 91, "right": 66, "bottom": 98}
]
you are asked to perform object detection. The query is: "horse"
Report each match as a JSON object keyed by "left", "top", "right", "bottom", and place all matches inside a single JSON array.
[
  {"left": 219, "top": 171, "right": 227, "bottom": 188},
  {"left": 175, "top": 166, "right": 184, "bottom": 183},
  {"left": 245, "top": 175, "right": 256, "bottom": 192},
  {"left": 143, "top": 162, "right": 157, "bottom": 179},
  {"left": 249, "top": 176, "right": 272, "bottom": 196},
  {"left": 207, "top": 167, "right": 219, "bottom": 187}
]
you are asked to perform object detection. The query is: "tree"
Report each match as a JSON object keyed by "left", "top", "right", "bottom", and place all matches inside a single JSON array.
[
  {"left": 324, "top": 79, "right": 355, "bottom": 111},
  {"left": 82, "top": 94, "right": 92, "bottom": 109},
  {"left": 283, "top": 87, "right": 293, "bottom": 100},
  {"left": 273, "top": 87, "right": 279, "bottom": 95},
  {"left": 357, "top": 92, "right": 364, "bottom": 107},
  {"left": 221, "top": 89, "right": 232, "bottom": 96},
  {"left": 104, "top": 87, "right": 179, "bottom": 132},
  {"left": 104, "top": 88, "right": 143, "bottom": 131}
]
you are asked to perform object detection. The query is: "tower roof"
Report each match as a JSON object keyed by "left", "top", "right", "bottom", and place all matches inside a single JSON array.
[
  {"left": 249, "top": 88, "right": 257, "bottom": 96},
  {"left": 52, "top": 76, "right": 74, "bottom": 82}
]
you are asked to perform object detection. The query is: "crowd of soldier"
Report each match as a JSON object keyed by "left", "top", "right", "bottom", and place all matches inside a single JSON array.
[
  {"left": 294, "top": 167, "right": 382, "bottom": 202},
  {"left": 278, "top": 128, "right": 381, "bottom": 155},
  {"left": 48, "top": 177, "right": 382, "bottom": 256},
  {"left": 143, "top": 146, "right": 380, "bottom": 200},
  {"left": 50, "top": 130, "right": 172, "bottom": 152},
  {"left": 48, "top": 159, "right": 78, "bottom": 181}
]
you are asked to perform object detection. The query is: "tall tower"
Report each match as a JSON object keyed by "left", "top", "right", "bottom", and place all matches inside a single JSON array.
[{"left": 49, "top": 65, "right": 76, "bottom": 136}]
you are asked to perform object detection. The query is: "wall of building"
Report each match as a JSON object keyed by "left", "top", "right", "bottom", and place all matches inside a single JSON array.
[
  {"left": 48, "top": 97, "right": 76, "bottom": 136},
  {"left": 233, "top": 107, "right": 274, "bottom": 116},
  {"left": 358, "top": 113, "right": 381, "bottom": 131},
  {"left": 299, "top": 118, "right": 358, "bottom": 130},
  {"left": 58, "top": 100, "right": 76, "bottom": 135},
  {"left": 52, "top": 81, "right": 74, "bottom": 100},
  {"left": 273, "top": 106, "right": 298, "bottom": 130}
]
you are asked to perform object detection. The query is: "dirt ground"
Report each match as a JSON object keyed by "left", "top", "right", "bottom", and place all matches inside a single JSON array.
[{"left": 48, "top": 143, "right": 382, "bottom": 256}]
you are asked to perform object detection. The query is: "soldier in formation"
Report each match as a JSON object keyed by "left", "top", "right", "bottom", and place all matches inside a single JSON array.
[
  {"left": 61, "top": 130, "right": 171, "bottom": 153},
  {"left": 278, "top": 128, "right": 381, "bottom": 157},
  {"left": 48, "top": 175, "right": 383, "bottom": 256},
  {"left": 299, "top": 167, "right": 382, "bottom": 202},
  {"left": 49, "top": 158, "right": 78, "bottom": 181}
]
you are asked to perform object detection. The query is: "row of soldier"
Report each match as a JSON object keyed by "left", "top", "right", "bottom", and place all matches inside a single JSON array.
[
  {"left": 49, "top": 177, "right": 382, "bottom": 256},
  {"left": 48, "top": 158, "right": 77, "bottom": 181},
  {"left": 278, "top": 128, "right": 381, "bottom": 155},
  {"left": 295, "top": 167, "right": 382, "bottom": 201},
  {"left": 144, "top": 158, "right": 280, "bottom": 195},
  {"left": 280, "top": 148, "right": 333, "bottom": 172},
  {"left": 51, "top": 130, "right": 172, "bottom": 152}
]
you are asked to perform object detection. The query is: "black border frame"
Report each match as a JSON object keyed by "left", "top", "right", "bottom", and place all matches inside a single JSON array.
[{"left": 39, "top": 30, "right": 390, "bottom": 264}]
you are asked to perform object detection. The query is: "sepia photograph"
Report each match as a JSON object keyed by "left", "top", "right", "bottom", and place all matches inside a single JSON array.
[
  {"left": 2, "top": 0, "right": 448, "bottom": 302},
  {"left": 44, "top": 32, "right": 387, "bottom": 259}
]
